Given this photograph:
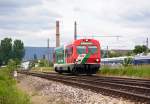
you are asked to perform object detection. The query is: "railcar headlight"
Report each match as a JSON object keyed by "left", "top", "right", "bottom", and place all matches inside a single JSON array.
[{"left": 96, "top": 59, "right": 99, "bottom": 62}]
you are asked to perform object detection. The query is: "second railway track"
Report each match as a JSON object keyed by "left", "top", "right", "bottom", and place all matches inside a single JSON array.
[{"left": 19, "top": 71, "right": 150, "bottom": 103}]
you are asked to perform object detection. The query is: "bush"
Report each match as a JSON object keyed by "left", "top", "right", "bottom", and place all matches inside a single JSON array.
[
  {"left": 0, "top": 68, "right": 30, "bottom": 104},
  {"left": 122, "top": 57, "right": 133, "bottom": 67},
  {"left": 7, "top": 59, "right": 18, "bottom": 72},
  {"left": 49, "top": 61, "right": 54, "bottom": 67},
  {"left": 39, "top": 59, "right": 49, "bottom": 67}
]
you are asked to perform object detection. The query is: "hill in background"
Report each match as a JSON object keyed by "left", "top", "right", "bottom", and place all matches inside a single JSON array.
[{"left": 23, "top": 47, "right": 54, "bottom": 61}]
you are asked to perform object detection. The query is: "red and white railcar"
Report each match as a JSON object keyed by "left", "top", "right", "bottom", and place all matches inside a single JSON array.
[{"left": 54, "top": 39, "right": 101, "bottom": 74}]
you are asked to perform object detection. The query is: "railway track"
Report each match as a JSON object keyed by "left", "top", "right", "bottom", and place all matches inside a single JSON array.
[{"left": 19, "top": 71, "right": 150, "bottom": 103}]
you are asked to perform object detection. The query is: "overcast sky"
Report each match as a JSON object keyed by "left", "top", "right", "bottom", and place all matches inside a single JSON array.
[{"left": 0, "top": 0, "right": 150, "bottom": 49}]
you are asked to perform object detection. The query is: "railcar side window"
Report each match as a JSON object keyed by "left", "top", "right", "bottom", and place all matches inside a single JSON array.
[
  {"left": 77, "top": 46, "right": 86, "bottom": 54},
  {"left": 88, "top": 46, "right": 97, "bottom": 54}
]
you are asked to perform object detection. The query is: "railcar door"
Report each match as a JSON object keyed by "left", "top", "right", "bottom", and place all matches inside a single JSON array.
[{"left": 66, "top": 45, "right": 74, "bottom": 63}]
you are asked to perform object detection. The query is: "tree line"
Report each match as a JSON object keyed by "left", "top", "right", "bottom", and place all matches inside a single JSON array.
[
  {"left": 0, "top": 38, "right": 25, "bottom": 66},
  {"left": 133, "top": 45, "right": 149, "bottom": 54},
  {"left": 101, "top": 45, "right": 149, "bottom": 58}
]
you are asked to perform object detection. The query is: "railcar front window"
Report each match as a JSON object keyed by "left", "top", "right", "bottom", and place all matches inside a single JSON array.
[
  {"left": 77, "top": 46, "right": 86, "bottom": 54},
  {"left": 88, "top": 46, "right": 97, "bottom": 54}
]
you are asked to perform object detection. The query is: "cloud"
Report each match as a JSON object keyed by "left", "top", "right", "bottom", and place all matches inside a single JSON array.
[
  {"left": 0, "top": 0, "right": 42, "bottom": 8},
  {"left": 0, "top": 1, "right": 62, "bottom": 30},
  {"left": 0, "top": 15, "right": 56, "bottom": 30},
  {"left": 0, "top": 0, "right": 150, "bottom": 49}
]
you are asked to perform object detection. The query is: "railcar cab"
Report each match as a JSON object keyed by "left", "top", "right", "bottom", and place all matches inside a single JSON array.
[
  {"left": 68, "top": 39, "right": 101, "bottom": 74},
  {"left": 73, "top": 39, "right": 101, "bottom": 64}
]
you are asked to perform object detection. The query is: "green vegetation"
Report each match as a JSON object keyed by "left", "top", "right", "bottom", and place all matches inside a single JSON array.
[
  {"left": 133, "top": 45, "right": 149, "bottom": 54},
  {"left": 101, "top": 50, "right": 132, "bottom": 58},
  {"left": 7, "top": 59, "right": 18, "bottom": 72},
  {"left": 0, "top": 38, "right": 25, "bottom": 66},
  {"left": 0, "top": 37, "right": 30, "bottom": 104},
  {"left": 122, "top": 57, "right": 133, "bottom": 67},
  {"left": 101, "top": 44, "right": 150, "bottom": 58},
  {"left": 108, "top": 51, "right": 122, "bottom": 58},
  {"left": 0, "top": 68, "right": 30, "bottom": 104},
  {"left": 29, "top": 57, "right": 53, "bottom": 70},
  {"left": 30, "top": 56, "right": 54, "bottom": 72},
  {"left": 38, "top": 59, "right": 50, "bottom": 67},
  {"left": 99, "top": 65, "right": 150, "bottom": 78}
]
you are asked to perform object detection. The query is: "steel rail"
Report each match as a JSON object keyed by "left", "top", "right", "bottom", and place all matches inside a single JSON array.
[{"left": 18, "top": 71, "right": 150, "bottom": 103}]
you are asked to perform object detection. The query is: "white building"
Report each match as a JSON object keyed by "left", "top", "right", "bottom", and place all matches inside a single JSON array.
[{"left": 21, "top": 61, "right": 30, "bottom": 70}]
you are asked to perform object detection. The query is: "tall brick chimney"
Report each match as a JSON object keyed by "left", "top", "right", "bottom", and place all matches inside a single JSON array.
[
  {"left": 56, "top": 21, "right": 60, "bottom": 47},
  {"left": 74, "top": 21, "right": 77, "bottom": 40}
]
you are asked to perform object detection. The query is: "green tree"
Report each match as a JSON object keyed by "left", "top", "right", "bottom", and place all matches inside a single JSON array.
[
  {"left": 0, "top": 38, "right": 12, "bottom": 64},
  {"left": 133, "top": 45, "right": 148, "bottom": 54},
  {"left": 12, "top": 39, "right": 25, "bottom": 61},
  {"left": 0, "top": 58, "right": 2, "bottom": 66},
  {"left": 0, "top": 38, "right": 25, "bottom": 66},
  {"left": 141, "top": 45, "right": 147, "bottom": 52},
  {"left": 0, "top": 49, "right": 2, "bottom": 66},
  {"left": 133, "top": 45, "right": 141, "bottom": 54}
]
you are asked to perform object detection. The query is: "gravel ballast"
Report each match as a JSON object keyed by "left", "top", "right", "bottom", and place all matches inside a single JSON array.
[{"left": 17, "top": 74, "right": 135, "bottom": 104}]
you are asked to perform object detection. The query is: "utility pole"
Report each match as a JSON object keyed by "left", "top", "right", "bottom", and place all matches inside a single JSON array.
[
  {"left": 146, "top": 37, "right": 148, "bottom": 48},
  {"left": 106, "top": 46, "right": 109, "bottom": 58},
  {"left": 146, "top": 37, "right": 149, "bottom": 53},
  {"left": 74, "top": 21, "right": 77, "bottom": 40},
  {"left": 47, "top": 38, "right": 50, "bottom": 66}
]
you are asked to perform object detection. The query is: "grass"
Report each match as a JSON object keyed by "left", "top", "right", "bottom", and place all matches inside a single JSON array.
[
  {"left": 0, "top": 68, "right": 31, "bottom": 104},
  {"left": 31, "top": 67, "right": 54, "bottom": 72},
  {"left": 99, "top": 65, "right": 150, "bottom": 79}
]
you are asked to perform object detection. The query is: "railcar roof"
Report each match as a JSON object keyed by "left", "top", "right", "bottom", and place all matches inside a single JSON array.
[
  {"left": 73, "top": 38, "right": 99, "bottom": 42},
  {"left": 54, "top": 39, "right": 100, "bottom": 50}
]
